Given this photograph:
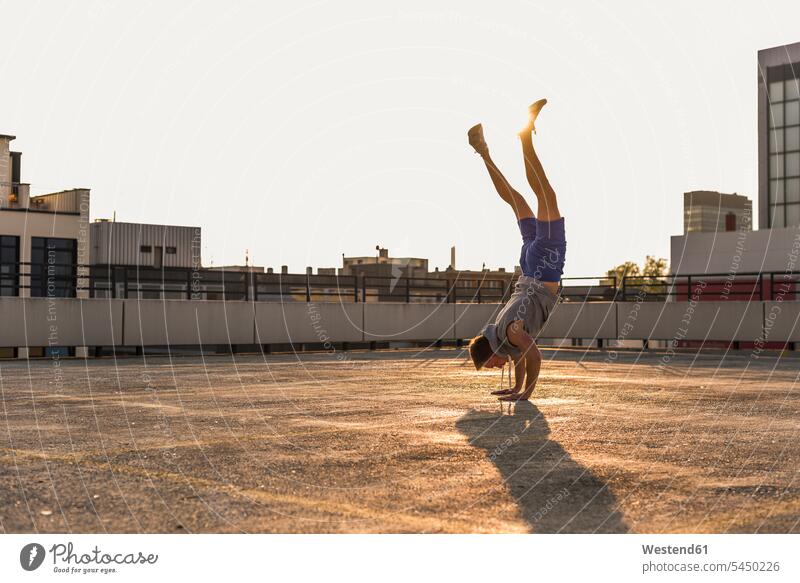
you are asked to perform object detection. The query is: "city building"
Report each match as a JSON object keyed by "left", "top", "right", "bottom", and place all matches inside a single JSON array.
[
  {"left": 338, "top": 246, "right": 516, "bottom": 302},
  {"left": 0, "top": 134, "right": 90, "bottom": 299},
  {"left": 340, "top": 246, "right": 429, "bottom": 278},
  {"left": 206, "top": 265, "right": 264, "bottom": 273},
  {"left": 90, "top": 219, "right": 201, "bottom": 268},
  {"left": 88, "top": 219, "right": 202, "bottom": 300},
  {"left": 670, "top": 42, "right": 800, "bottom": 287},
  {"left": 683, "top": 191, "right": 752, "bottom": 234},
  {"left": 760, "top": 41, "right": 800, "bottom": 229},
  {"left": 427, "top": 266, "right": 514, "bottom": 302},
  {"left": 338, "top": 247, "right": 430, "bottom": 301}
]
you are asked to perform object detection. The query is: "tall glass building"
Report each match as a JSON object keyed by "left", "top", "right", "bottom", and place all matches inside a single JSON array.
[{"left": 759, "top": 42, "right": 800, "bottom": 229}]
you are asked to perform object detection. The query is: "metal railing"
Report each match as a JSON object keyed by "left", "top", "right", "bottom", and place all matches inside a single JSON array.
[
  {"left": 0, "top": 263, "right": 516, "bottom": 303},
  {"left": 559, "top": 271, "right": 800, "bottom": 302},
  {"left": 0, "top": 261, "right": 82, "bottom": 298},
  {"left": 1, "top": 263, "right": 799, "bottom": 303}
]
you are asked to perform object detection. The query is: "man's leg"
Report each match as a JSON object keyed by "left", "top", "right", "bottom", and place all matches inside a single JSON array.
[
  {"left": 480, "top": 154, "right": 534, "bottom": 220},
  {"left": 520, "top": 132, "right": 561, "bottom": 222}
]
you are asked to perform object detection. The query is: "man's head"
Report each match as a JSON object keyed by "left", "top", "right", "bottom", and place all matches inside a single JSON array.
[{"left": 468, "top": 335, "right": 507, "bottom": 370}]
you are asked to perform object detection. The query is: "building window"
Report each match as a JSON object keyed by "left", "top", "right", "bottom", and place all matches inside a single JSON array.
[
  {"left": 165, "top": 246, "right": 177, "bottom": 254},
  {"left": 30, "top": 237, "right": 77, "bottom": 298},
  {"left": 767, "top": 75, "right": 800, "bottom": 227},
  {"left": 770, "top": 179, "right": 784, "bottom": 203},
  {"left": 770, "top": 80, "right": 784, "bottom": 101},
  {"left": 140, "top": 245, "right": 152, "bottom": 253},
  {"left": 788, "top": 79, "right": 800, "bottom": 100},
  {"left": 788, "top": 101, "right": 800, "bottom": 126},
  {"left": 771, "top": 205, "right": 785, "bottom": 228},
  {"left": 0, "top": 235, "right": 20, "bottom": 297},
  {"left": 787, "top": 126, "right": 800, "bottom": 151},
  {"left": 788, "top": 204, "right": 800, "bottom": 227},
  {"left": 787, "top": 178, "right": 800, "bottom": 203},
  {"left": 770, "top": 129, "right": 784, "bottom": 152},
  {"left": 770, "top": 103, "right": 784, "bottom": 127}
]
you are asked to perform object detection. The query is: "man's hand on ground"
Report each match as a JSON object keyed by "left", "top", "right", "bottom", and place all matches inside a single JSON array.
[
  {"left": 498, "top": 391, "right": 532, "bottom": 402},
  {"left": 490, "top": 387, "right": 519, "bottom": 396}
]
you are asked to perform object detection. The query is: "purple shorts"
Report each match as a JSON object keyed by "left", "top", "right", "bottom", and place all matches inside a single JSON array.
[{"left": 518, "top": 217, "right": 567, "bottom": 282}]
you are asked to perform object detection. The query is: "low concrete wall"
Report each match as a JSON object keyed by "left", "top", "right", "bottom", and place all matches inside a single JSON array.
[
  {"left": 255, "top": 302, "right": 363, "bottom": 344},
  {"left": 0, "top": 298, "right": 795, "bottom": 353},
  {"left": 540, "top": 302, "right": 617, "bottom": 339},
  {"left": 363, "top": 303, "right": 454, "bottom": 342},
  {"left": 454, "top": 303, "right": 502, "bottom": 340},
  {"left": 620, "top": 301, "right": 764, "bottom": 342},
  {"left": 762, "top": 301, "right": 800, "bottom": 342},
  {"left": 123, "top": 300, "right": 255, "bottom": 346},
  {"left": 0, "top": 298, "right": 122, "bottom": 347}
]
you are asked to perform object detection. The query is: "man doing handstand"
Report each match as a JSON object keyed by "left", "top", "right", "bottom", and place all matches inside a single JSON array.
[{"left": 466, "top": 99, "right": 567, "bottom": 402}]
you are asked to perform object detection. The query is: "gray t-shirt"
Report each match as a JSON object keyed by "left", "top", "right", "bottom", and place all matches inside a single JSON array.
[{"left": 482, "top": 275, "right": 558, "bottom": 359}]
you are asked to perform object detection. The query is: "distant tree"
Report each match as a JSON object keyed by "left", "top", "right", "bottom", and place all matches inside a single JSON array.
[
  {"left": 641, "top": 255, "right": 668, "bottom": 296},
  {"left": 642, "top": 255, "right": 668, "bottom": 278},
  {"left": 606, "top": 261, "right": 640, "bottom": 285},
  {"left": 605, "top": 257, "right": 668, "bottom": 297}
]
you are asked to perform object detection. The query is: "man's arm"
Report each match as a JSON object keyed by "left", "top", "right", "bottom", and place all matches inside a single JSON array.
[
  {"left": 500, "top": 320, "right": 542, "bottom": 401},
  {"left": 513, "top": 356, "right": 527, "bottom": 391}
]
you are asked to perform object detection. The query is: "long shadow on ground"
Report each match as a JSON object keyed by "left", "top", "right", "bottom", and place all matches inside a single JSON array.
[{"left": 456, "top": 401, "right": 628, "bottom": 533}]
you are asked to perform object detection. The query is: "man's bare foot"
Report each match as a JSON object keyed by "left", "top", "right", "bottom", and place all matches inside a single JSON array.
[
  {"left": 499, "top": 391, "right": 532, "bottom": 402},
  {"left": 490, "top": 388, "right": 518, "bottom": 396},
  {"left": 519, "top": 98, "right": 547, "bottom": 136}
]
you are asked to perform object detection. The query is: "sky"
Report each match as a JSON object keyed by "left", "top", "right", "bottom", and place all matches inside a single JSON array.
[{"left": 2, "top": 0, "right": 799, "bottom": 278}]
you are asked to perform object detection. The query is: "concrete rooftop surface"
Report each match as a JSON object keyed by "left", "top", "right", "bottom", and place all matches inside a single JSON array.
[{"left": 0, "top": 349, "right": 798, "bottom": 533}]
